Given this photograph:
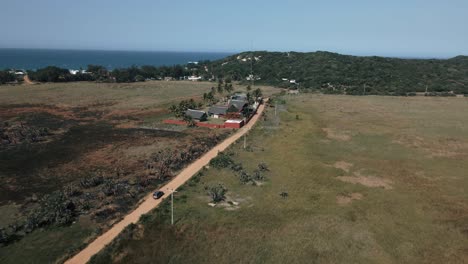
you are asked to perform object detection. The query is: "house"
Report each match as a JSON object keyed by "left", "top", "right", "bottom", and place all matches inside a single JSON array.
[
  {"left": 224, "top": 119, "right": 244, "bottom": 129},
  {"left": 185, "top": 109, "right": 207, "bottom": 121},
  {"left": 230, "top": 93, "right": 248, "bottom": 101},
  {"left": 188, "top": 76, "right": 202, "bottom": 81},
  {"left": 69, "top": 69, "right": 80, "bottom": 75},
  {"left": 227, "top": 99, "right": 248, "bottom": 113},
  {"left": 208, "top": 106, "right": 228, "bottom": 118}
]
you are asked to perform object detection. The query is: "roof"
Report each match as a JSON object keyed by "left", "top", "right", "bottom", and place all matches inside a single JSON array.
[
  {"left": 231, "top": 93, "right": 248, "bottom": 101},
  {"left": 208, "top": 106, "right": 228, "bottom": 115},
  {"left": 228, "top": 100, "right": 248, "bottom": 111},
  {"left": 225, "top": 119, "right": 243, "bottom": 123},
  {"left": 185, "top": 109, "right": 207, "bottom": 119}
]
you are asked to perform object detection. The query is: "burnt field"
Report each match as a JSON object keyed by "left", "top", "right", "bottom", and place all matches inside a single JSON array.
[{"left": 0, "top": 81, "right": 250, "bottom": 263}]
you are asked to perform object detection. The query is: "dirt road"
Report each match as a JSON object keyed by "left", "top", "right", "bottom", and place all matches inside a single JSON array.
[
  {"left": 65, "top": 103, "right": 266, "bottom": 264},
  {"left": 23, "top": 75, "right": 35, "bottom": 85}
]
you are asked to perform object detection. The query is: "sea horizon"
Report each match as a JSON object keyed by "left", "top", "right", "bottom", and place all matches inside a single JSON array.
[{"left": 0, "top": 48, "right": 234, "bottom": 70}]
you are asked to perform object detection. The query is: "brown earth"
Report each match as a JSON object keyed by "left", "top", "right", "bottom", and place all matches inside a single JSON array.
[{"left": 65, "top": 103, "right": 266, "bottom": 264}]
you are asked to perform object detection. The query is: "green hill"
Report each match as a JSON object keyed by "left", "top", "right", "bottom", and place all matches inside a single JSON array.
[{"left": 205, "top": 51, "right": 468, "bottom": 95}]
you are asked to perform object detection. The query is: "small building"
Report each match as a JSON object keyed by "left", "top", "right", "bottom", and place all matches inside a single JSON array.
[
  {"left": 208, "top": 106, "right": 228, "bottom": 118},
  {"left": 231, "top": 93, "right": 248, "bottom": 101},
  {"left": 188, "top": 76, "right": 202, "bottom": 81},
  {"left": 164, "top": 77, "right": 174, "bottom": 81},
  {"left": 228, "top": 99, "right": 248, "bottom": 113},
  {"left": 224, "top": 119, "right": 244, "bottom": 129},
  {"left": 185, "top": 109, "right": 207, "bottom": 121}
]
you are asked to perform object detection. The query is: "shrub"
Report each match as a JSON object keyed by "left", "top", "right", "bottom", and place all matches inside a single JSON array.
[
  {"left": 239, "top": 171, "right": 254, "bottom": 185},
  {"left": 205, "top": 183, "right": 227, "bottom": 203},
  {"left": 209, "top": 153, "right": 233, "bottom": 169},
  {"left": 253, "top": 170, "right": 265, "bottom": 181},
  {"left": 80, "top": 175, "right": 104, "bottom": 188},
  {"left": 230, "top": 162, "right": 243, "bottom": 172},
  {"left": 258, "top": 162, "right": 269, "bottom": 172}
]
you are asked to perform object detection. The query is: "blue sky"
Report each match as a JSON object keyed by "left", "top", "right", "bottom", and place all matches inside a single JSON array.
[{"left": 1, "top": 0, "right": 467, "bottom": 57}]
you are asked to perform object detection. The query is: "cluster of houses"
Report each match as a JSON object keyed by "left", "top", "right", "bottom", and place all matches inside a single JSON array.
[
  {"left": 69, "top": 69, "right": 90, "bottom": 75},
  {"left": 8, "top": 69, "right": 25, "bottom": 75},
  {"left": 183, "top": 92, "right": 261, "bottom": 129}
]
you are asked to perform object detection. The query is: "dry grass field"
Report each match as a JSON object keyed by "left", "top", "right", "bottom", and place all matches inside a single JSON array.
[
  {"left": 91, "top": 94, "right": 468, "bottom": 264},
  {"left": 0, "top": 81, "right": 276, "bottom": 263}
]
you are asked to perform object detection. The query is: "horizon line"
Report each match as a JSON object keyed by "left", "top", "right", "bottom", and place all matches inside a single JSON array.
[{"left": 0, "top": 47, "right": 464, "bottom": 60}]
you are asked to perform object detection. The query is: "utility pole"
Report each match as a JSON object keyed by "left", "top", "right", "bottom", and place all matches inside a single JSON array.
[
  {"left": 167, "top": 188, "right": 177, "bottom": 225},
  {"left": 244, "top": 134, "right": 246, "bottom": 149}
]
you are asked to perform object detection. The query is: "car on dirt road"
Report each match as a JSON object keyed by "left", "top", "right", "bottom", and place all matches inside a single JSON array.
[{"left": 153, "top": 190, "right": 165, "bottom": 199}]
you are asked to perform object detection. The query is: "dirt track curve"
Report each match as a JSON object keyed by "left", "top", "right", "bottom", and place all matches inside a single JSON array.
[
  {"left": 65, "top": 102, "right": 267, "bottom": 264},
  {"left": 23, "top": 75, "right": 35, "bottom": 85}
]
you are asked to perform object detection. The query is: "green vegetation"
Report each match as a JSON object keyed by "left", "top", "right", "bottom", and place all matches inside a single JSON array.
[
  {"left": 0, "top": 70, "right": 16, "bottom": 84},
  {"left": 205, "top": 183, "right": 228, "bottom": 203},
  {"left": 28, "top": 66, "right": 94, "bottom": 82},
  {"left": 91, "top": 94, "right": 468, "bottom": 263},
  {"left": 169, "top": 99, "right": 202, "bottom": 118},
  {"left": 207, "top": 51, "right": 468, "bottom": 95},
  {"left": 27, "top": 62, "right": 211, "bottom": 83},
  {"left": 21, "top": 51, "right": 468, "bottom": 95},
  {"left": 209, "top": 152, "right": 234, "bottom": 168}
]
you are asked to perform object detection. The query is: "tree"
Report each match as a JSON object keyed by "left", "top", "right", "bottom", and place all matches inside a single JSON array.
[
  {"left": 205, "top": 183, "right": 227, "bottom": 203},
  {"left": 87, "top": 65, "right": 106, "bottom": 74},
  {"left": 252, "top": 88, "right": 263, "bottom": 98},
  {"left": 217, "top": 83, "right": 224, "bottom": 93},
  {"left": 135, "top": 75, "right": 145, "bottom": 82},
  {"left": 0, "top": 71, "right": 15, "bottom": 84},
  {"left": 183, "top": 114, "right": 196, "bottom": 127},
  {"left": 247, "top": 85, "right": 252, "bottom": 91},
  {"left": 226, "top": 83, "right": 234, "bottom": 93}
]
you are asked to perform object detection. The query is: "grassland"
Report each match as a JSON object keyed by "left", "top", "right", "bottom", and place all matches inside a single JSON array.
[
  {"left": 91, "top": 94, "right": 468, "bottom": 264},
  {"left": 0, "top": 81, "right": 276, "bottom": 263}
]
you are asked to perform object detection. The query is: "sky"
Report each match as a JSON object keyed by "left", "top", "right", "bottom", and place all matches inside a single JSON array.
[{"left": 1, "top": 0, "right": 467, "bottom": 57}]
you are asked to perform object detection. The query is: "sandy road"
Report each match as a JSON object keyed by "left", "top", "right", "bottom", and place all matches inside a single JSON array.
[
  {"left": 65, "top": 102, "right": 266, "bottom": 264},
  {"left": 23, "top": 75, "right": 35, "bottom": 85}
]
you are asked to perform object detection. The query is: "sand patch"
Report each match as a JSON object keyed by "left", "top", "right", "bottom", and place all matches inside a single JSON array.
[
  {"left": 322, "top": 128, "right": 351, "bottom": 141},
  {"left": 336, "top": 192, "right": 363, "bottom": 205},
  {"left": 334, "top": 161, "right": 353, "bottom": 173},
  {"left": 338, "top": 172, "right": 393, "bottom": 190},
  {"left": 393, "top": 134, "right": 468, "bottom": 158}
]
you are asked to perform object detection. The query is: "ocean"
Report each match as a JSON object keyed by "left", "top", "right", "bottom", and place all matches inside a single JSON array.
[{"left": 0, "top": 49, "right": 232, "bottom": 70}]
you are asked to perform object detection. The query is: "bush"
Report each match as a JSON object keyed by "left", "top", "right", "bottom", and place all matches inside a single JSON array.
[
  {"left": 80, "top": 175, "right": 104, "bottom": 188},
  {"left": 239, "top": 171, "right": 254, "bottom": 184},
  {"left": 230, "top": 162, "right": 243, "bottom": 172},
  {"left": 205, "top": 183, "right": 227, "bottom": 203},
  {"left": 258, "top": 162, "right": 269, "bottom": 172},
  {"left": 253, "top": 170, "right": 265, "bottom": 181},
  {"left": 209, "top": 153, "right": 233, "bottom": 169}
]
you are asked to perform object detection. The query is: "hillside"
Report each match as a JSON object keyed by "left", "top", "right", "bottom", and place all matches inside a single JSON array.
[{"left": 205, "top": 51, "right": 468, "bottom": 95}]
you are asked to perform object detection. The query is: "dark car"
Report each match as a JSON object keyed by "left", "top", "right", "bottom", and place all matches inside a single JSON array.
[{"left": 153, "top": 191, "right": 164, "bottom": 199}]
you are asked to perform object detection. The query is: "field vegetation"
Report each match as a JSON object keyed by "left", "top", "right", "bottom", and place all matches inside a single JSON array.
[
  {"left": 0, "top": 80, "right": 276, "bottom": 263},
  {"left": 91, "top": 94, "right": 468, "bottom": 264}
]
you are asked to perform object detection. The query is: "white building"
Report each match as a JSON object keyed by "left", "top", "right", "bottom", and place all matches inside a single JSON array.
[{"left": 188, "top": 76, "right": 202, "bottom": 81}]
